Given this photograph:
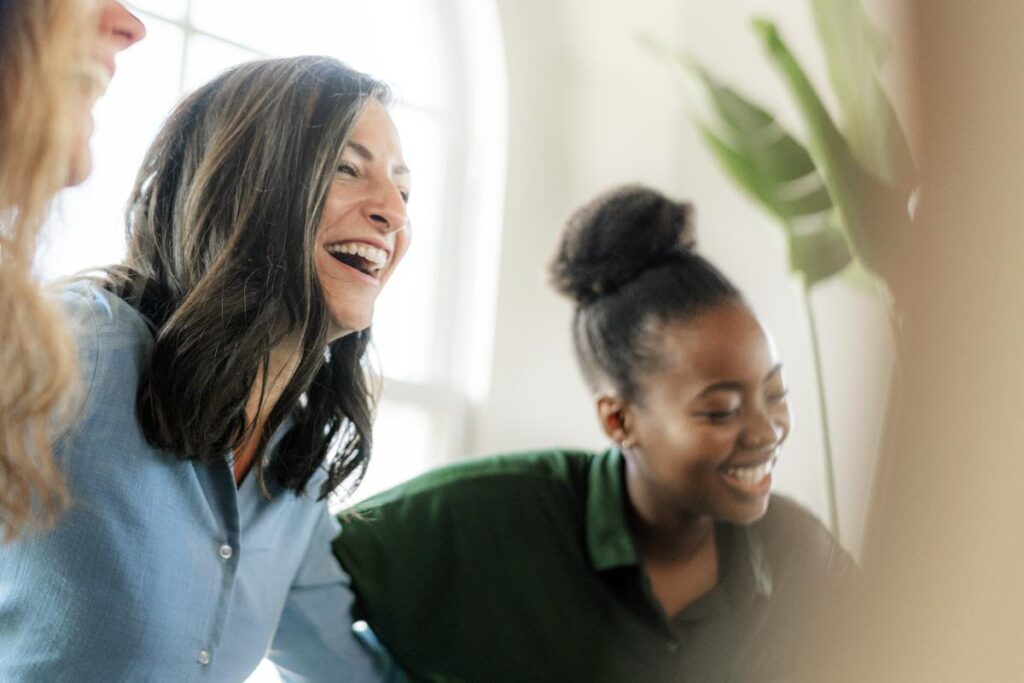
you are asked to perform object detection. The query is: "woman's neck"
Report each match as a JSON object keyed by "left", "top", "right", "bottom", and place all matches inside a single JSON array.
[
  {"left": 233, "top": 341, "right": 301, "bottom": 485},
  {"left": 627, "top": 488, "right": 715, "bottom": 564},
  {"left": 623, "top": 458, "right": 711, "bottom": 559},
  {"left": 624, "top": 462, "right": 720, "bottom": 616}
]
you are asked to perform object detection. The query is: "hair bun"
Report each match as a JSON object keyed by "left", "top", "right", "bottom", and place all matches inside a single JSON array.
[{"left": 549, "top": 184, "right": 696, "bottom": 305}]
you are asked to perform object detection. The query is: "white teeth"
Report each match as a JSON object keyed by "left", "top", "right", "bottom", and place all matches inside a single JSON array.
[
  {"left": 724, "top": 457, "right": 776, "bottom": 485},
  {"left": 325, "top": 242, "right": 388, "bottom": 270}
]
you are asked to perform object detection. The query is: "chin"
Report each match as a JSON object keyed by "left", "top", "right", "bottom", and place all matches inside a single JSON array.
[
  {"left": 721, "top": 498, "right": 771, "bottom": 526},
  {"left": 66, "top": 157, "right": 92, "bottom": 187},
  {"left": 66, "top": 123, "right": 93, "bottom": 187},
  {"left": 325, "top": 309, "right": 374, "bottom": 340}
]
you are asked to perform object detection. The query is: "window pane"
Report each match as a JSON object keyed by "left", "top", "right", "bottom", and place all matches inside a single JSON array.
[
  {"left": 371, "top": 107, "right": 447, "bottom": 383},
  {"left": 127, "top": 0, "right": 187, "bottom": 22},
  {"left": 190, "top": 0, "right": 373, "bottom": 67},
  {"left": 183, "top": 34, "right": 262, "bottom": 92},
  {"left": 359, "top": 0, "right": 447, "bottom": 109},
  {"left": 38, "top": 17, "right": 185, "bottom": 279},
  {"left": 334, "top": 399, "right": 435, "bottom": 509},
  {"left": 188, "top": 0, "right": 441, "bottom": 109}
]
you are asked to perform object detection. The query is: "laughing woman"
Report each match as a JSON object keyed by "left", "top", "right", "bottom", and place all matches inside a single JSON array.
[
  {"left": 333, "top": 186, "right": 854, "bottom": 682},
  {"left": 0, "top": 57, "right": 409, "bottom": 681}
]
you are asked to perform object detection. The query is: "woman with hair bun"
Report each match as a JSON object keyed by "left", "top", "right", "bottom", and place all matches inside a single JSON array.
[{"left": 333, "top": 185, "right": 853, "bottom": 682}]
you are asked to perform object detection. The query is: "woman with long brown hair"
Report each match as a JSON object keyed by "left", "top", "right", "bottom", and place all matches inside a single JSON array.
[
  {"left": 0, "top": 56, "right": 410, "bottom": 680},
  {"left": 0, "top": 0, "right": 144, "bottom": 540}
]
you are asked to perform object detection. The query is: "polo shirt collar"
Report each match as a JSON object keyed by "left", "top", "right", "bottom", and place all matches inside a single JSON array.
[
  {"left": 718, "top": 521, "right": 774, "bottom": 609},
  {"left": 584, "top": 447, "right": 775, "bottom": 605},
  {"left": 586, "top": 448, "right": 639, "bottom": 571}
]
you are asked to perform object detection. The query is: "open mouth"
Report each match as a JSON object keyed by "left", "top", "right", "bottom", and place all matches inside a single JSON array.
[
  {"left": 718, "top": 456, "right": 777, "bottom": 496},
  {"left": 325, "top": 241, "right": 388, "bottom": 278}
]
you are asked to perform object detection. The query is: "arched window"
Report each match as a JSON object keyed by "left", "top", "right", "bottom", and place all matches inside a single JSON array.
[{"left": 41, "top": 3, "right": 506, "bottom": 500}]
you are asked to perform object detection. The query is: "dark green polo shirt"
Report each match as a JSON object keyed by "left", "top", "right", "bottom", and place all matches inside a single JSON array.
[{"left": 334, "top": 449, "right": 854, "bottom": 682}]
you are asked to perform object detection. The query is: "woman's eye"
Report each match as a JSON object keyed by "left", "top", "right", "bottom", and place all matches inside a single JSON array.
[
  {"left": 337, "top": 163, "right": 358, "bottom": 176},
  {"left": 767, "top": 388, "right": 789, "bottom": 403},
  {"left": 699, "top": 409, "right": 739, "bottom": 423},
  {"left": 399, "top": 190, "right": 410, "bottom": 204}
]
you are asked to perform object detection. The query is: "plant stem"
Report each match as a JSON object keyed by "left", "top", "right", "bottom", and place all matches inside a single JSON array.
[{"left": 801, "top": 282, "right": 841, "bottom": 540}]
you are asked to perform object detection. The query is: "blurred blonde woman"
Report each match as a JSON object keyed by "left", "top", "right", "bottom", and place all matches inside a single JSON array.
[{"left": 0, "top": 0, "right": 144, "bottom": 539}]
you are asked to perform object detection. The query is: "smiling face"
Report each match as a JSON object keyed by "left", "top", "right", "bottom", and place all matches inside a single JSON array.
[
  {"left": 608, "top": 301, "right": 791, "bottom": 525},
  {"left": 68, "top": 0, "right": 146, "bottom": 185},
  {"left": 315, "top": 99, "right": 411, "bottom": 339}
]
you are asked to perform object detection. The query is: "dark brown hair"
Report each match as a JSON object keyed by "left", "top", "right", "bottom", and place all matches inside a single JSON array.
[
  {"left": 550, "top": 185, "right": 740, "bottom": 402},
  {"left": 107, "top": 56, "right": 391, "bottom": 499}
]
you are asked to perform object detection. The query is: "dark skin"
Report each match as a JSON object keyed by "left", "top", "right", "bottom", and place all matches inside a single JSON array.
[
  {"left": 596, "top": 302, "right": 791, "bottom": 616},
  {"left": 630, "top": 507, "right": 719, "bottom": 617}
]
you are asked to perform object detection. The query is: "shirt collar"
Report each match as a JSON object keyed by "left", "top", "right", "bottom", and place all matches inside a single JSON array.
[
  {"left": 717, "top": 520, "right": 774, "bottom": 609},
  {"left": 586, "top": 448, "right": 639, "bottom": 571},
  {"left": 584, "top": 447, "right": 775, "bottom": 605}
]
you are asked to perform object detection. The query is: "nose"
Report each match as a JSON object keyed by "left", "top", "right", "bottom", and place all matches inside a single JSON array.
[
  {"left": 363, "top": 181, "right": 408, "bottom": 234},
  {"left": 739, "top": 409, "right": 787, "bottom": 451},
  {"left": 100, "top": 2, "right": 147, "bottom": 52}
]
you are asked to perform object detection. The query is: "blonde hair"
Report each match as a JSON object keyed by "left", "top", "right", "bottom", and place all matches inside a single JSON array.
[{"left": 0, "top": 0, "right": 90, "bottom": 539}]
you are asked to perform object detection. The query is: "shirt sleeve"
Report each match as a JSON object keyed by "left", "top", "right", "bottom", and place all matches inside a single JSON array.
[
  {"left": 0, "top": 288, "right": 144, "bottom": 681},
  {"left": 267, "top": 504, "right": 406, "bottom": 683}
]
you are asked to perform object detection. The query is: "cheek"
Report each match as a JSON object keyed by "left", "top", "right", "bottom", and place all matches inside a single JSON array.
[
  {"left": 314, "top": 251, "right": 340, "bottom": 296},
  {"left": 775, "top": 404, "right": 793, "bottom": 440},
  {"left": 650, "top": 423, "right": 736, "bottom": 470}
]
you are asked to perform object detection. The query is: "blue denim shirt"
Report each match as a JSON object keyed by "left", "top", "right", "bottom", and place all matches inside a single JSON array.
[{"left": 0, "top": 282, "right": 388, "bottom": 682}]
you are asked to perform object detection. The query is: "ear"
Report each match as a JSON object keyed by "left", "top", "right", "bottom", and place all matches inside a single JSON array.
[{"left": 595, "top": 392, "right": 635, "bottom": 447}]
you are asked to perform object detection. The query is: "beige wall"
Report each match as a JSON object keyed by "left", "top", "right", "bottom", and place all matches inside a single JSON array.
[{"left": 467, "top": 0, "right": 897, "bottom": 555}]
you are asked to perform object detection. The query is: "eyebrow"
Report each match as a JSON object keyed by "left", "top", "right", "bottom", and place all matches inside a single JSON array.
[
  {"left": 346, "top": 141, "right": 411, "bottom": 176},
  {"left": 696, "top": 364, "right": 783, "bottom": 397}
]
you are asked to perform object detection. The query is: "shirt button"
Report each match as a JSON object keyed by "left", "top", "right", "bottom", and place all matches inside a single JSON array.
[
  {"left": 666, "top": 641, "right": 680, "bottom": 654},
  {"left": 218, "top": 544, "right": 233, "bottom": 560},
  {"left": 197, "top": 649, "right": 211, "bottom": 665}
]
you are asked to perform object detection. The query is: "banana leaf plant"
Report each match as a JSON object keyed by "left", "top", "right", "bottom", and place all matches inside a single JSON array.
[{"left": 640, "top": 0, "right": 916, "bottom": 540}]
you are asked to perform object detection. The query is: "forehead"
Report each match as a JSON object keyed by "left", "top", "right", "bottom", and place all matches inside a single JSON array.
[
  {"left": 347, "top": 101, "right": 405, "bottom": 158},
  {"left": 646, "top": 303, "right": 779, "bottom": 389}
]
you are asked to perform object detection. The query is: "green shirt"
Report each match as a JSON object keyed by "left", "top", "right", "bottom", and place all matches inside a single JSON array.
[{"left": 334, "top": 449, "right": 854, "bottom": 682}]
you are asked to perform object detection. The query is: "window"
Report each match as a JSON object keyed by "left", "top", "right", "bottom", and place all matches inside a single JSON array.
[{"left": 38, "top": 3, "right": 506, "bottom": 677}]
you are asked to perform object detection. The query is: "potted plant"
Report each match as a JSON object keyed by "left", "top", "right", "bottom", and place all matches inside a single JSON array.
[{"left": 642, "top": 0, "right": 916, "bottom": 539}]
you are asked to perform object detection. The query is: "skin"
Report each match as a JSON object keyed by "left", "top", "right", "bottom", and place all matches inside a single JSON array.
[
  {"left": 68, "top": 1, "right": 146, "bottom": 185},
  {"left": 596, "top": 301, "right": 791, "bottom": 615},
  {"left": 233, "top": 100, "right": 411, "bottom": 483},
  {"left": 314, "top": 98, "right": 411, "bottom": 339}
]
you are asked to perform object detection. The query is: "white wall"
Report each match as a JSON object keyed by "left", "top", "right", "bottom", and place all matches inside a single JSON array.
[{"left": 467, "top": 0, "right": 897, "bottom": 556}]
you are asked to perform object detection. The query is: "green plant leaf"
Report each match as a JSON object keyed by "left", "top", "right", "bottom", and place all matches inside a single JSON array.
[
  {"left": 637, "top": 33, "right": 856, "bottom": 289},
  {"left": 753, "top": 18, "right": 910, "bottom": 280},
  {"left": 687, "top": 66, "right": 832, "bottom": 219},
  {"left": 808, "top": 0, "right": 915, "bottom": 192},
  {"left": 789, "top": 211, "right": 854, "bottom": 287}
]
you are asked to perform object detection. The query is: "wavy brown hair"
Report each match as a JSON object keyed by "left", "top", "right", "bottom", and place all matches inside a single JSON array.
[
  {"left": 105, "top": 57, "right": 390, "bottom": 499},
  {"left": 0, "top": 0, "right": 89, "bottom": 540}
]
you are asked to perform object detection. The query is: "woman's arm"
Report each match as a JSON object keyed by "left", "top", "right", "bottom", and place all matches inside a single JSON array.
[{"left": 268, "top": 504, "right": 405, "bottom": 683}]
